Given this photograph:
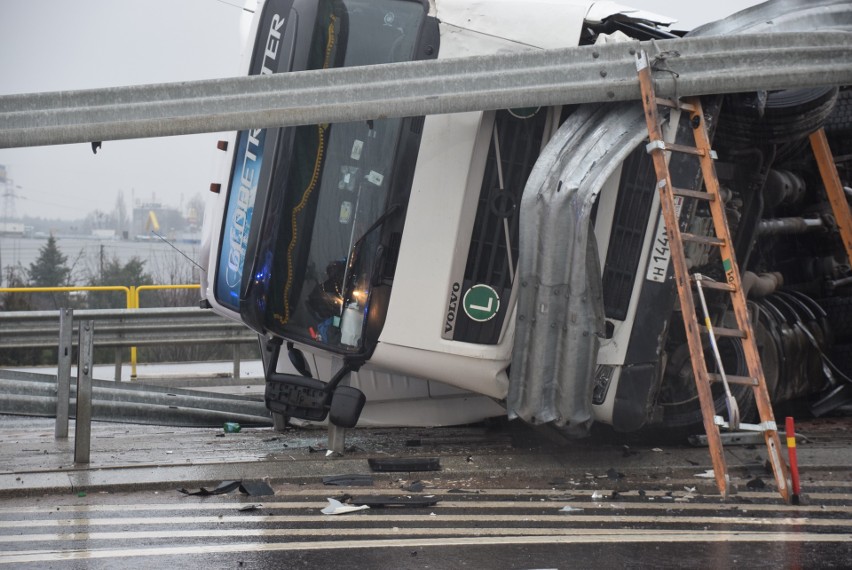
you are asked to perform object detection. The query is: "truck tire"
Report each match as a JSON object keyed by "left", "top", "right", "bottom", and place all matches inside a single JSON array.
[
  {"left": 825, "top": 87, "right": 852, "bottom": 156},
  {"left": 659, "top": 338, "right": 757, "bottom": 429},
  {"left": 716, "top": 86, "right": 839, "bottom": 150}
]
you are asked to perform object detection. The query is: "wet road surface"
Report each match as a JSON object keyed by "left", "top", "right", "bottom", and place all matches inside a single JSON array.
[
  {"left": 1, "top": 415, "right": 852, "bottom": 567},
  {"left": 1, "top": 483, "right": 851, "bottom": 568}
]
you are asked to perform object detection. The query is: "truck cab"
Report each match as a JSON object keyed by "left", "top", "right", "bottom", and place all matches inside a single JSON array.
[{"left": 201, "top": 0, "right": 852, "bottom": 433}]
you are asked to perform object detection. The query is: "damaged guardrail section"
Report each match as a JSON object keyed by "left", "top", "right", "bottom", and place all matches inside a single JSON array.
[{"left": 0, "top": 32, "right": 851, "bottom": 148}]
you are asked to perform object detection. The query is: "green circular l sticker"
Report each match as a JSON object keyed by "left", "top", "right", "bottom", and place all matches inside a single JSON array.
[{"left": 463, "top": 284, "right": 500, "bottom": 322}]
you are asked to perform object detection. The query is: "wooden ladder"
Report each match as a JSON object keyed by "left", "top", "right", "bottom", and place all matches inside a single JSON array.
[
  {"left": 636, "top": 50, "right": 792, "bottom": 502},
  {"left": 809, "top": 128, "right": 852, "bottom": 265}
]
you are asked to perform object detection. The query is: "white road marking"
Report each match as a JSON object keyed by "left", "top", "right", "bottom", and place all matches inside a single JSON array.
[
  {"left": 0, "top": 513, "right": 849, "bottom": 529},
  {"left": 1, "top": 533, "right": 850, "bottom": 564}
]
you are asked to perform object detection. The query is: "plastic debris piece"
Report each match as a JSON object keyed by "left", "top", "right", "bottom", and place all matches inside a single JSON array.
[
  {"left": 238, "top": 504, "right": 262, "bottom": 512},
  {"left": 559, "top": 506, "right": 584, "bottom": 513},
  {"left": 684, "top": 486, "right": 697, "bottom": 493},
  {"left": 651, "top": 448, "right": 663, "bottom": 452},
  {"left": 239, "top": 481, "right": 275, "bottom": 496},
  {"left": 403, "top": 481, "right": 425, "bottom": 493},
  {"left": 622, "top": 445, "right": 638, "bottom": 458},
  {"left": 746, "top": 477, "right": 766, "bottom": 490},
  {"left": 321, "top": 498, "right": 369, "bottom": 515},
  {"left": 322, "top": 474, "right": 375, "bottom": 487},
  {"left": 223, "top": 422, "right": 241, "bottom": 433},
  {"left": 694, "top": 469, "right": 715, "bottom": 478},
  {"left": 591, "top": 491, "right": 603, "bottom": 500},
  {"left": 606, "top": 468, "right": 624, "bottom": 480},
  {"left": 368, "top": 457, "right": 441, "bottom": 472},
  {"left": 178, "top": 480, "right": 273, "bottom": 497},
  {"left": 343, "top": 495, "right": 439, "bottom": 508}
]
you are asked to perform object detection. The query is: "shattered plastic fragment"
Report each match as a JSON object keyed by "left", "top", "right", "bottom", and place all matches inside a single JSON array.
[
  {"left": 559, "top": 506, "right": 584, "bottom": 513},
  {"left": 695, "top": 469, "right": 715, "bottom": 478},
  {"left": 321, "top": 498, "right": 369, "bottom": 515},
  {"left": 177, "top": 480, "right": 273, "bottom": 497},
  {"left": 747, "top": 477, "right": 766, "bottom": 490},
  {"left": 606, "top": 468, "right": 624, "bottom": 480},
  {"left": 322, "top": 474, "right": 374, "bottom": 487},
  {"left": 591, "top": 491, "right": 603, "bottom": 500}
]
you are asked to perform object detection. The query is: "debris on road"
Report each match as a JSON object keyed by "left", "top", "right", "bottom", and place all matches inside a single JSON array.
[
  {"left": 368, "top": 457, "right": 441, "bottom": 472},
  {"left": 178, "top": 480, "right": 274, "bottom": 497},
  {"left": 335, "top": 494, "right": 439, "bottom": 508},
  {"left": 321, "top": 497, "right": 369, "bottom": 515},
  {"left": 322, "top": 474, "right": 374, "bottom": 487},
  {"left": 402, "top": 480, "right": 425, "bottom": 492}
]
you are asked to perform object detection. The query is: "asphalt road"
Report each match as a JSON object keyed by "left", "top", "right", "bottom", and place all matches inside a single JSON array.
[{"left": 1, "top": 415, "right": 851, "bottom": 568}]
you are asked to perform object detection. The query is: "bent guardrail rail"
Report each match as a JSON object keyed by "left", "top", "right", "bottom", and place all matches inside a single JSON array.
[{"left": 1, "top": 32, "right": 851, "bottom": 148}]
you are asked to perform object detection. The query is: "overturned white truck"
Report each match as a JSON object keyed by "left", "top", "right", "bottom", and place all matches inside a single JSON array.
[{"left": 201, "top": 0, "right": 852, "bottom": 435}]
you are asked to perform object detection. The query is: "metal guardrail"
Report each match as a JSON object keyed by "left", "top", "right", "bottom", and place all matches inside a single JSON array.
[
  {"left": 1, "top": 32, "right": 851, "bottom": 148},
  {"left": 0, "top": 284, "right": 205, "bottom": 376},
  {"left": 1, "top": 307, "right": 254, "bottom": 348},
  {"left": 0, "top": 307, "right": 256, "bottom": 349},
  {"left": 0, "top": 306, "right": 257, "bottom": 382},
  {"left": 0, "top": 307, "right": 262, "bottom": 461}
]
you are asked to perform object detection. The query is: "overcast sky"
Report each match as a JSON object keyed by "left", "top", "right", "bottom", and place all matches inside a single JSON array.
[{"left": 0, "top": 0, "right": 765, "bottom": 222}]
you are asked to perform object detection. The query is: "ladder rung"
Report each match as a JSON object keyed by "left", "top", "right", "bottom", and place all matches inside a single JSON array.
[
  {"left": 682, "top": 233, "right": 725, "bottom": 247},
  {"left": 691, "top": 276, "right": 736, "bottom": 292},
  {"left": 715, "top": 416, "right": 777, "bottom": 432},
  {"left": 646, "top": 140, "right": 716, "bottom": 158},
  {"left": 707, "top": 373, "right": 759, "bottom": 386},
  {"left": 700, "top": 325, "right": 747, "bottom": 339},
  {"left": 655, "top": 97, "right": 697, "bottom": 112},
  {"left": 673, "top": 187, "right": 715, "bottom": 201}
]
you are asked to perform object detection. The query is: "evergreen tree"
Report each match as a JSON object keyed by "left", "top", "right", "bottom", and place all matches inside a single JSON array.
[
  {"left": 89, "top": 255, "right": 154, "bottom": 309},
  {"left": 27, "top": 236, "right": 72, "bottom": 310},
  {"left": 29, "top": 235, "right": 71, "bottom": 286}
]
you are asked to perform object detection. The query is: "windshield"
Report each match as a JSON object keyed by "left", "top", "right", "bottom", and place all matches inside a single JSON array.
[{"left": 265, "top": 0, "right": 425, "bottom": 351}]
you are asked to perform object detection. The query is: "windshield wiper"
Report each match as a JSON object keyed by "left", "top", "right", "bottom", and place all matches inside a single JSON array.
[
  {"left": 339, "top": 203, "right": 402, "bottom": 311},
  {"left": 353, "top": 203, "right": 401, "bottom": 250}
]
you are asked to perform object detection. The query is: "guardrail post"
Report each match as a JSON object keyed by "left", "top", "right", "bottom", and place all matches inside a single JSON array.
[
  {"left": 233, "top": 344, "right": 241, "bottom": 380},
  {"left": 74, "top": 320, "right": 94, "bottom": 464},
  {"left": 55, "top": 308, "right": 73, "bottom": 439},
  {"left": 130, "top": 285, "right": 138, "bottom": 381},
  {"left": 114, "top": 348, "right": 122, "bottom": 382}
]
